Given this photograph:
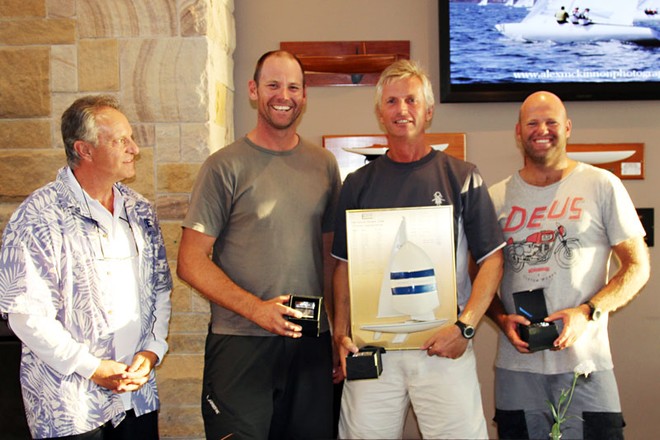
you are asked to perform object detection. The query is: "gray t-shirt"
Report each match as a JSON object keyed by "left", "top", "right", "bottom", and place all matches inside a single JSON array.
[
  {"left": 183, "top": 136, "right": 341, "bottom": 336},
  {"left": 489, "top": 162, "right": 645, "bottom": 374}
]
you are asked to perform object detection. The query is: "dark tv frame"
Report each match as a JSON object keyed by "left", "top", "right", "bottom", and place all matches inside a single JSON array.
[{"left": 439, "top": 0, "right": 660, "bottom": 103}]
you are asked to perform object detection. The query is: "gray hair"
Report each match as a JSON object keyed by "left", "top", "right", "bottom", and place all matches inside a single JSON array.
[{"left": 61, "top": 95, "right": 120, "bottom": 168}]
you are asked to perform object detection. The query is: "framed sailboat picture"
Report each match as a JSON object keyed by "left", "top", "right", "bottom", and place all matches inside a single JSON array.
[
  {"left": 345, "top": 206, "right": 457, "bottom": 350},
  {"left": 440, "top": 0, "right": 660, "bottom": 102}
]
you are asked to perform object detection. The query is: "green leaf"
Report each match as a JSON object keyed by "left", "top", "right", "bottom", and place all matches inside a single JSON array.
[{"left": 546, "top": 400, "right": 559, "bottom": 420}]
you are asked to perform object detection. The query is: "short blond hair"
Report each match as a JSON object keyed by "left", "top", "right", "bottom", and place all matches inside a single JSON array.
[{"left": 375, "top": 59, "right": 435, "bottom": 112}]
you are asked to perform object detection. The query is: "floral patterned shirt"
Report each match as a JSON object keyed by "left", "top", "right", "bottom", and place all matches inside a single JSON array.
[{"left": 0, "top": 167, "right": 172, "bottom": 438}]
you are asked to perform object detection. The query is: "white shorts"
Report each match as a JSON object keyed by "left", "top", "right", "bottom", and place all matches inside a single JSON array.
[{"left": 339, "top": 343, "right": 488, "bottom": 439}]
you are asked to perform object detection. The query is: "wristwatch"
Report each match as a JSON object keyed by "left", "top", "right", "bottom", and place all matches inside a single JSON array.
[
  {"left": 584, "top": 301, "right": 602, "bottom": 321},
  {"left": 455, "top": 320, "right": 475, "bottom": 339}
]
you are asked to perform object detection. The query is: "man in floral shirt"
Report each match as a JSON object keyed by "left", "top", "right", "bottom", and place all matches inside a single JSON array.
[{"left": 0, "top": 95, "right": 172, "bottom": 439}]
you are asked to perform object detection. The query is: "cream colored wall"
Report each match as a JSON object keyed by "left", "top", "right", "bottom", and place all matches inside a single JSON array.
[{"left": 234, "top": 1, "right": 659, "bottom": 438}]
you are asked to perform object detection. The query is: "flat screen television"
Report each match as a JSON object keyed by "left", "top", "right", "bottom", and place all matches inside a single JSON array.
[{"left": 439, "top": 0, "right": 660, "bottom": 102}]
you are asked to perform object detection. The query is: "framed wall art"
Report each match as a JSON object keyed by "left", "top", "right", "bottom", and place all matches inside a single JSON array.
[{"left": 346, "top": 206, "right": 457, "bottom": 350}]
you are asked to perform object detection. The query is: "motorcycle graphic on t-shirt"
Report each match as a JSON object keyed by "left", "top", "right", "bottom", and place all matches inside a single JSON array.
[{"left": 504, "top": 224, "right": 581, "bottom": 272}]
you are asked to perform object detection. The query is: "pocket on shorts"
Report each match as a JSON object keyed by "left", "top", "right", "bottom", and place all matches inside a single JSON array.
[
  {"left": 583, "top": 412, "right": 625, "bottom": 440},
  {"left": 494, "top": 408, "right": 529, "bottom": 439}
]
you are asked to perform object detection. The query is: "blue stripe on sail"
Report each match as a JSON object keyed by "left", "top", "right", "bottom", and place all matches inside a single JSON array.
[
  {"left": 390, "top": 269, "right": 435, "bottom": 280},
  {"left": 391, "top": 284, "right": 437, "bottom": 295}
]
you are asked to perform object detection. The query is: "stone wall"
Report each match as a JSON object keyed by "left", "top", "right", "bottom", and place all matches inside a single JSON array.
[{"left": 0, "top": 0, "right": 235, "bottom": 438}]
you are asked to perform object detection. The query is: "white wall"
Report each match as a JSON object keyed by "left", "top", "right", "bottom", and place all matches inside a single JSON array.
[{"left": 234, "top": 1, "right": 660, "bottom": 438}]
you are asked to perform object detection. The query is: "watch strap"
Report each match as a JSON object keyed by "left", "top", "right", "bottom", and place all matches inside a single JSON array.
[
  {"left": 455, "top": 319, "right": 475, "bottom": 339},
  {"left": 585, "top": 301, "right": 602, "bottom": 321}
]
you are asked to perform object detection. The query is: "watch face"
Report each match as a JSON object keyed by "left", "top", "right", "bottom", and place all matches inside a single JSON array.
[
  {"left": 592, "top": 308, "right": 602, "bottom": 321},
  {"left": 456, "top": 320, "right": 475, "bottom": 339},
  {"left": 587, "top": 301, "right": 602, "bottom": 321}
]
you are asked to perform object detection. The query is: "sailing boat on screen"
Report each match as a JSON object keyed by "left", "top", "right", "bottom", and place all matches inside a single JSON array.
[{"left": 496, "top": 0, "right": 660, "bottom": 44}]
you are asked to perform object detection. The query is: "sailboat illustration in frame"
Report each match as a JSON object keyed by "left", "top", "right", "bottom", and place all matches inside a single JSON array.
[
  {"left": 349, "top": 206, "right": 456, "bottom": 349},
  {"left": 360, "top": 215, "right": 449, "bottom": 344}
]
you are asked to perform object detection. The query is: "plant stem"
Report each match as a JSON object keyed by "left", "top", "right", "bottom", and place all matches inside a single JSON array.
[{"left": 558, "top": 373, "right": 580, "bottom": 422}]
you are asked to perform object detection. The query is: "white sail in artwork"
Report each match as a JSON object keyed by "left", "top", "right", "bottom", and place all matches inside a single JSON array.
[
  {"left": 496, "top": 0, "right": 660, "bottom": 43},
  {"left": 478, "top": 0, "right": 488, "bottom": 6},
  {"left": 358, "top": 215, "right": 448, "bottom": 340},
  {"left": 375, "top": 217, "right": 439, "bottom": 321}
]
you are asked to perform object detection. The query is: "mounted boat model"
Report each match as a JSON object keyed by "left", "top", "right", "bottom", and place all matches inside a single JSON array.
[{"left": 496, "top": 0, "right": 660, "bottom": 44}]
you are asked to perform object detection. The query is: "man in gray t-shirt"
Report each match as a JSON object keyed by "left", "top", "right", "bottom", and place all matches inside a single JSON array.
[
  {"left": 177, "top": 50, "right": 342, "bottom": 439},
  {"left": 487, "top": 91, "right": 649, "bottom": 440}
]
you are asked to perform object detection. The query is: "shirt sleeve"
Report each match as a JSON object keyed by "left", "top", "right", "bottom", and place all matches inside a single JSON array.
[
  {"left": 331, "top": 174, "right": 354, "bottom": 261},
  {"left": 8, "top": 313, "right": 101, "bottom": 378},
  {"left": 139, "top": 213, "right": 173, "bottom": 365},
  {"left": 322, "top": 155, "right": 342, "bottom": 234},
  {"left": 462, "top": 168, "right": 506, "bottom": 262},
  {"left": 604, "top": 172, "right": 646, "bottom": 245},
  {"left": 182, "top": 155, "right": 231, "bottom": 237},
  {"left": 139, "top": 283, "right": 171, "bottom": 365}
]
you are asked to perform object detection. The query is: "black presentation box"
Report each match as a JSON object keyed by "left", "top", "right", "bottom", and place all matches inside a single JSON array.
[
  {"left": 513, "top": 288, "right": 559, "bottom": 352},
  {"left": 346, "top": 346, "right": 385, "bottom": 380},
  {"left": 286, "top": 295, "right": 322, "bottom": 337}
]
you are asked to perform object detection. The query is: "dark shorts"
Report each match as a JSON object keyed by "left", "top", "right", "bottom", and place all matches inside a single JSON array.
[
  {"left": 201, "top": 331, "right": 334, "bottom": 440},
  {"left": 494, "top": 367, "right": 625, "bottom": 440}
]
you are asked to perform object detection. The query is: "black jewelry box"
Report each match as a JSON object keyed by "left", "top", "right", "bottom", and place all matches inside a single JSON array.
[
  {"left": 286, "top": 295, "right": 322, "bottom": 337},
  {"left": 512, "top": 288, "right": 559, "bottom": 352},
  {"left": 346, "top": 346, "right": 385, "bottom": 380}
]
